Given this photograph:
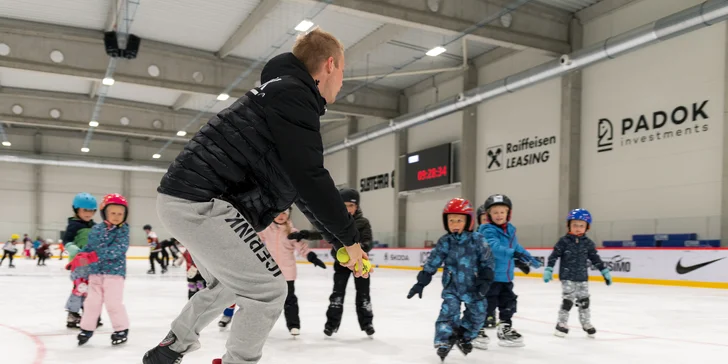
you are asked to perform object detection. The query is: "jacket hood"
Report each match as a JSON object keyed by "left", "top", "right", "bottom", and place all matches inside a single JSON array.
[{"left": 260, "top": 52, "right": 327, "bottom": 115}]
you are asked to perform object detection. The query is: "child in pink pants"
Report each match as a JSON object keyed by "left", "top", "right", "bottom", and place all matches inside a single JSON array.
[{"left": 77, "top": 193, "right": 131, "bottom": 346}]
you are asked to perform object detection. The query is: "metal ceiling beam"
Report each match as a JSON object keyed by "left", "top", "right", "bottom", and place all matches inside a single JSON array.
[
  {"left": 2, "top": 124, "right": 186, "bottom": 149},
  {"left": 576, "top": 0, "right": 640, "bottom": 23},
  {"left": 305, "top": 0, "right": 572, "bottom": 55},
  {"left": 0, "top": 87, "right": 203, "bottom": 142},
  {"left": 217, "top": 0, "right": 282, "bottom": 58},
  {"left": 171, "top": 93, "right": 192, "bottom": 111},
  {"left": 344, "top": 24, "right": 408, "bottom": 63}
]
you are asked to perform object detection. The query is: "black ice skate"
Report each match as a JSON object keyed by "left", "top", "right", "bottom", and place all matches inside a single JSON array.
[
  {"left": 147, "top": 269, "right": 155, "bottom": 274},
  {"left": 436, "top": 344, "right": 453, "bottom": 361},
  {"left": 485, "top": 315, "right": 496, "bottom": 328},
  {"left": 554, "top": 323, "right": 569, "bottom": 337},
  {"left": 323, "top": 325, "right": 338, "bottom": 337},
  {"left": 473, "top": 328, "right": 490, "bottom": 350},
  {"left": 161, "top": 267, "right": 168, "bottom": 274},
  {"left": 456, "top": 339, "right": 473, "bottom": 356},
  {"left": 111, "top": 329, "right": 128, "bottom": 345},
  {"left": 583, "top": 324, "right": 596, "bottom": 338},
  {"left": 218, "top": 315, "right": 231, "bottom": 329},
  {"left": 67, "top": 312, "right": 81, "bottom": 328},
  {"left": 77, "top": 329, "right": 93, "bottom": 346},
  {"left": 496, "top": 322, "right": 525, "bottom": 347},
  {"left": 143, "top": 331, "right": 184, "bottom": 364},
  {"left": 363, "top": 324, "right": 375, "bottom": 337}
]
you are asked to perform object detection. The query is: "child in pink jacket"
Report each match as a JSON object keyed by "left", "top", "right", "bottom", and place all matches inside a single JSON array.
[{"left": 218, "top": 208, "right": 326, "bottom": 336}]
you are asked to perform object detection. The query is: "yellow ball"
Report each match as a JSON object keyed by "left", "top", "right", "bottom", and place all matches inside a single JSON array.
[{"left": 336, "top": 247, "right": 371, "bottom": 274}]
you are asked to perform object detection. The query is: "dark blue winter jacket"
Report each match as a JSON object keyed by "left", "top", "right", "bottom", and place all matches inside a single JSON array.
[
  {"left": 479, "top": 223, "right": 537, "bottom": 282},
  {"left": 547, "top": 234, "right": 606, "bottom": 282},
  {"left": 422, "top": 232, "right": 495, "bottom": 302}
]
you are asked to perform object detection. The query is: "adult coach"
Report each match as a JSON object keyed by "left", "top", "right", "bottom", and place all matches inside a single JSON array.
[{"left": 143, "top": 28, "right": 369, "bottom": 364}]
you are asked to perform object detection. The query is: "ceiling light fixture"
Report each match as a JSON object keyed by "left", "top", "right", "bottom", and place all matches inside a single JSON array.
[
  {"left": 102, "top": 77, "right": 115, "bottom": 86},
  {"left": 426, "top": 46, "right": 446, "bottom": 57},
  {"left": 216, "top": 93, "right": 230, "bottom": 101},
  {"left": 295, "top": 20, "right": 314, "bottom": 32}
]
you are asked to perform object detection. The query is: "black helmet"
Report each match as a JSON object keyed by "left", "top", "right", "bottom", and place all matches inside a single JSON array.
[
  {"left": 339, "top": 188, "right": 360, "bottom": 205},
  {"left": 483, "top": 194, "right": 513, "bottom": 222},
  {"left": 476, "top": 204, "right": 487, "bottom": 220},
  {"left": 143, "top": 224, "right": 152, "bottom": 230}
]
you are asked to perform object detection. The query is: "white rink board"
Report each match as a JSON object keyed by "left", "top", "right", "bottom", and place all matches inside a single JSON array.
[{"left": 45, "top": 246, "right": 728, "bottom": 287}]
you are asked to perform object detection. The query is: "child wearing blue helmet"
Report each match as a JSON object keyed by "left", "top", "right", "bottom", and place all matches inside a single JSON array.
[
  {"left": 543, "top": 208, "right": 612, "bottom": 338},
  {"left": 63, "top": 192, "right": 99, "bottom": 328}
]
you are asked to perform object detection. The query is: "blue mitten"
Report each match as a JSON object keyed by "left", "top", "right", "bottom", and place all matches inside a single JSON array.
[
  {"left": 543, "top": 267, "right": 553, "bottom": 283},
  {"left": 530, "top": 258, "right": 543, "bottom": 269},
  {"left": 601, "top": 269, "right": 612, "bottom": 286}
]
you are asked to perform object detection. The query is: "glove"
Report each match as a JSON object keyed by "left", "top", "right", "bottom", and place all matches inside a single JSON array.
[
  {"left": 514, "top": 259, "right": 530, "bottom": 275},
  {"left": 307, "top": 252, "right": 326, "bottom": 269},
  {"left": 601, "top": 269, "right": 612, "bottom": 286},
  {"left": 407, "top": 270, "right": 433, "bottom": 299},
  {"left": 475, "top": 268, "right": 494, "bottom": 297},
  {"left": 530, "top": 258, "right": 543, "bottom": 269},
  {"left": 543, "top": 267, "right": 553, "bottom": 283},
  {"left": 287, "top": 231, "right": 310, "bottom": 242},
  {"left": 407, "top": 283, "right": 425, "bottom": 299}
]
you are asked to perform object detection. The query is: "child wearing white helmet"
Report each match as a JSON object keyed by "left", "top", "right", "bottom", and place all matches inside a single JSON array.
[{"left": 543, "top": 208, "right": 612, "bottom": 338}]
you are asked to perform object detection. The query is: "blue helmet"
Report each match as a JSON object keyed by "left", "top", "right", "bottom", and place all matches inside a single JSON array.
[
  {"left": 73, "top": 192, "right": 98, "bottom": 210},
  {"left": 567, "top": 208, "right": 592, "bottom": 225}
]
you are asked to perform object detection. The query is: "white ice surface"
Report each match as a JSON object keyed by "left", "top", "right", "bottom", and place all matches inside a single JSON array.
[{"left": 1, "top": 258, "right": 727, "bottom": 364}]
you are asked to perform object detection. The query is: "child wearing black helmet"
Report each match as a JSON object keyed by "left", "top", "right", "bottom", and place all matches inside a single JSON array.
[
  {"left": 543, "top": 208, "right": 611, "bottom": 338},
  {"left": 144, "top": 225, "right": 166, "bottom": 274},
  {"left": 477, "top": 194, "right": 542, "bottom": 348},
  {"left": 288, "top": 188, "right": 375, "bottom": 337},
  {"left": 407, "top": 198, "right": 494, "bottom": 361}
]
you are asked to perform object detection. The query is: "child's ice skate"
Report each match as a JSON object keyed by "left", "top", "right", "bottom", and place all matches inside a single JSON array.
[
  {"left": 111, "top": 329, "right": 128, "bottom": 345},
  {"left": 496, "top": 322, "right": 525, "bottom": 347},
  {"left": 363, "top": 324, "right": 375, "bottom": 337},
  {"left": 436, "top": 344, "right": 453, "bottom": 361},
  {"left": 323, "top": 324, "right": 338, "bottom": 337},
  {"left": 583, "top": 324, "right": 596, "bottom": 338},
  {"left": 473, "top": 328, "right": 490, "bottom": 350},
  {"left": 66, "top": 312, "right": 81, "bottom": 328},
  {"left": 484, "top": 315, "right": 496, "bottom": 328},
  {"left": 554, "top": 323, "right": 569, "bottom": 337},
  {"left": 218, "top": 315, "right": 232, "bottom": 329},
  {"left": 289, "top": 328, "right": 300, "bottom": 337},
  {"left": 77, "top": 329, "right": 93, "bottom": 346},
  {"left": 147, "top": 269, "right": 155, "bottom": 275}
]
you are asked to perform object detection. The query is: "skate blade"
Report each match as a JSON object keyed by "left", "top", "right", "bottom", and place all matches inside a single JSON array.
[
  {"left": 554, "top": 331, "right": 567, "bottom": 338},
  {"left": 112, "top": 338, "right": 127, "bottom": 345},
  {"left": 497, "top": 340, "right": 525, "bottom": 348},
  {"left": 472, "top": 342, "right": 488, "bottom": 350}
]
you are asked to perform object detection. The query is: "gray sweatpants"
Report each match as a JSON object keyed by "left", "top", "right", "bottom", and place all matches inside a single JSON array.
[
  {"left": 156, "top": 193, "right": 287, "bottom": 364},
  {"left": 558, "top": 280, "right": 592, "bottom": 328}
]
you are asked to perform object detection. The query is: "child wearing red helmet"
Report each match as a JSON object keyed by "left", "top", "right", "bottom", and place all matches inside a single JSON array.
[
  {"left": 407, "top": 198, "right": 494, "bottom": 361},
  {"left": 76, "top": 193, "right": 131, "bottom": 347}
]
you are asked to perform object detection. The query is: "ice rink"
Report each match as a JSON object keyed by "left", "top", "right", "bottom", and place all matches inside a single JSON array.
[{"left": 1, "top": 258, "right": 727, "bottom": 364}]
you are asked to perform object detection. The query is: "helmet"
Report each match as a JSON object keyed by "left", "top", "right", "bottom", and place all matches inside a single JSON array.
[
  {"left": 100, "top": 193, "right": 128, "bottom": 223},
  {"left": 483, "top": 194, "right": 513, "bottom": 222},
  {"left": 442, "top": 198, "right": 474, "bottom": 233},
  {"left": 476, "top": 205, "right": 487, "bottom": 223},
  {"left": 339, "top": 188, "right": 360, "bottom": 206},
  {"left": 72, "top": 192, "right": 98, "bottom": 211},
  {"left": 143, "top": 224, "right": 152, "bottom": 231},
  {"left": 10, "top": 234, "right": 19, "bottom": 241},
  {"left": 567, "top": 208, "right": 592, "bottom": 227}
]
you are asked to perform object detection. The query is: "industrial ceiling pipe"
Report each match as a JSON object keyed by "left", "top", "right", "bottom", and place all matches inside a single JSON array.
[
  {"left": 0, "top": 154, "right": 168, "bottom": 173},
  {"left": 323, "top": 0, "right": 728, "bottom": 155}
]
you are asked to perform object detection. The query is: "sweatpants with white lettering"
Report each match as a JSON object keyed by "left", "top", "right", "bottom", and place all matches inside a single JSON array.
[{"left": 156, "top": 193, "right": 287, "bottom": 364}]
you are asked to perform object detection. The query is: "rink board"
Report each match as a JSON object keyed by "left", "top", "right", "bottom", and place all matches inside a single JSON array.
[{"left": 40, "top": 246, "right": 728, "bottom": 289}]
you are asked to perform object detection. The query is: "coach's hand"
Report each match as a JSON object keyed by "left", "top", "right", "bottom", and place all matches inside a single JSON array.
[{"left": 344, "top": 243, "right": 371, "bottom": 278}]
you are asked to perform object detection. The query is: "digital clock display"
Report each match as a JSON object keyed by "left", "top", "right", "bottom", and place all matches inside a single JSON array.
[{"left": 403, "top": 143, "right": 451, "bottom": 191}]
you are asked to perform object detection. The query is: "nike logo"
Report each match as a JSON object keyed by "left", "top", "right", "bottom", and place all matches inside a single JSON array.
[{"left": 675, "top": 257, "right": 725, "bottom": 275}]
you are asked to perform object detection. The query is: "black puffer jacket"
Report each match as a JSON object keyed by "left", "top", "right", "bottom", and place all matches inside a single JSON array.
[
  {"left": 303, "top": 209, "right": 373, "bottom": 255},
  {"left": 547, "top": 234, "right": 606, "bottom": 282},
  {"left": 157, "top": 52, "right": 359, "bottom": 248}
]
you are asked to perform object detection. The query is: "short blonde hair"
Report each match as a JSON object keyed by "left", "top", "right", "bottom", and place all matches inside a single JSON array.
[{"left": 292, "top": 27, "right": 344, "bottom": 74}]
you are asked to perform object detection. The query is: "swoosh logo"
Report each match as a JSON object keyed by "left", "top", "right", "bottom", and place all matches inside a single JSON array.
[{"left": 675, "top": 257, "right": 726, "bottom": 275}]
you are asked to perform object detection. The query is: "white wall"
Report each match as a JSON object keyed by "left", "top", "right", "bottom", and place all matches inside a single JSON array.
[
  {"left": 404, "top": 76, "right": 465, "bottom": 246},
  {"left": 357, "top": 133, "right": 396, "bottom": 245},
  {"left": 580, "top": 0, "right": 726, "bottom": 241},
  {"left": 323, "top": 150, "right": 348, "bottom": 186},
  {"left": 129, "top": 172, "right": 168, "bottom": 245},
  {"left": 0, "top": 162, "right": 34, "bottom": 240},
  {"left": 476, "top": 50, "right": 561, "bottom": 246}
]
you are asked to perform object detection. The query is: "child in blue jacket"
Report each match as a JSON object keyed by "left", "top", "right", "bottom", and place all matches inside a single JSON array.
[
  {"left": 478, "top": 194, "right": 541, "bottom": 347},
  {"left": 407, "top": 198, "right": 494, "bottom": 361},
  {"left": 77, "top": 193, "right": 130, "bottom": 347}
]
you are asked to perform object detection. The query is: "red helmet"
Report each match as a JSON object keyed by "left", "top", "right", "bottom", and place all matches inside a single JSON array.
[
  {"left": 442, "top": 198, "right": 474, "bottom": 233},
  {"left": 100, "top": 193, "right": 128, "bottom": 223}
]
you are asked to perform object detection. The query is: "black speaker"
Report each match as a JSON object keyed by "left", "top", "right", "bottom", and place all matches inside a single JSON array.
[
  {"left": 104, "top": 31, "right": 121, "bottom": 58},
  {"left": 122, "top": 34, "right": 141, "bottom": 59}
]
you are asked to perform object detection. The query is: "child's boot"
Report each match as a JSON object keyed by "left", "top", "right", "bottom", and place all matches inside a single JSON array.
[{"left": 77, "top": 329, "right": 93, "bottom": 346}]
